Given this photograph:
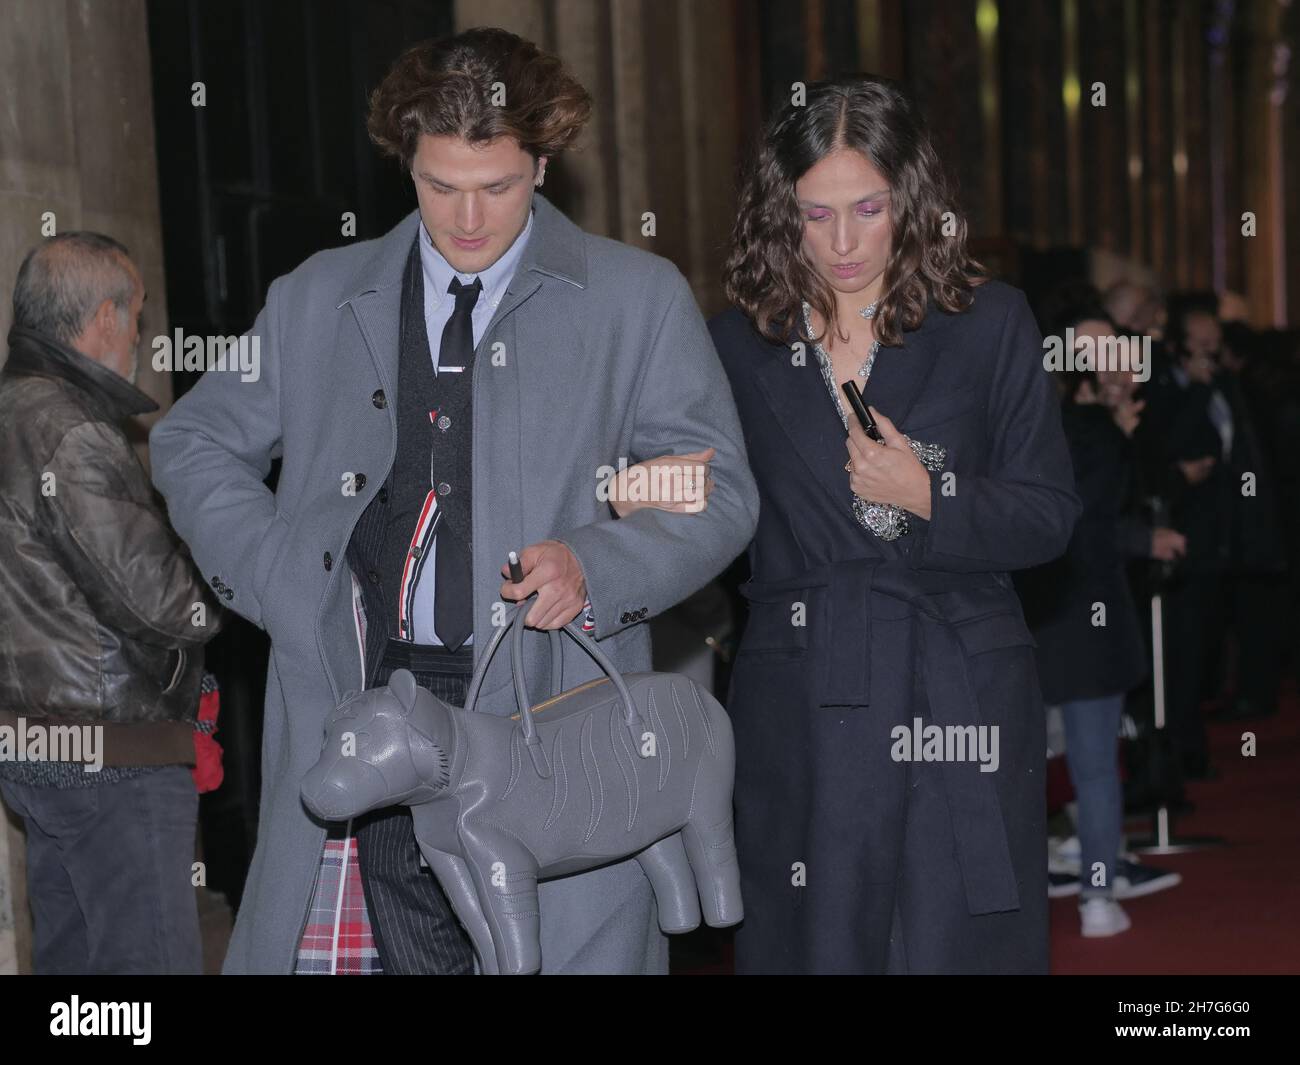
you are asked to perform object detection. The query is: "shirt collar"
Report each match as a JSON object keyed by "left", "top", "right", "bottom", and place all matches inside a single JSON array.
[{"left": 419, "top": 207, "right": 534, "bottom": 316}]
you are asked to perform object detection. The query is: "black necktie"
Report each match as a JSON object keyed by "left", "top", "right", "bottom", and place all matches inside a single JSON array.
[
  {"left": 437, "top": 277, "right": 481, "bottom": 372},
  {"left": 433, "top": 277, "right": 481, "bottom": 649}
]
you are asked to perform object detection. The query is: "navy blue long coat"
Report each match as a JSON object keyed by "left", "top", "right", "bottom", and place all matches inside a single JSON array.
[
  {"left": 709, "top": 280, "right": 1082, "bottom": 974},
  {"left": 1014, "top": 403, "right": 1150, "bottom": 705}
]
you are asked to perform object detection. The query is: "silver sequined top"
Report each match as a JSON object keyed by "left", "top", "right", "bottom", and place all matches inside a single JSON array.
[{"left": 800, "top": 301, "right": 947, "bottom": 541}]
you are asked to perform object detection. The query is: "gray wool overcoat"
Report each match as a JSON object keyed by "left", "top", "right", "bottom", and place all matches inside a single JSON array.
[{"left": 149, "top": 193, "right": 759, "bottom": 973}]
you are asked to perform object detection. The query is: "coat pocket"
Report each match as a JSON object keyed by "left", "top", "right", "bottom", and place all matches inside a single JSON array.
[
  {"left": 735, "top": 595, "right": 811, "bottom": 657},
  {"left": 952, "top": 609, "right": 1037, "bottom": 655}
]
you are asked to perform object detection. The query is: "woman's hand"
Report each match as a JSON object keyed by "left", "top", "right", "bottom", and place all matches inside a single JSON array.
[
  {"left": 1150, "top": 526, "right": 1187, "bottom": 561},
  {"left": 845, "top": 406, "right": 932, "bottom": 520},
  {"left": 607, "top": 447, "right": 716, "bottom": 518},
  {"left": 1109, "top": 395, "right": 1145, "bottom": 438}
]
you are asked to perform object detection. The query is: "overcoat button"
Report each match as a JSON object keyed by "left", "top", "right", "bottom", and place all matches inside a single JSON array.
[
  {"left": 378, "top": 486, "right": 388, "bottom": 504},
  {"left": 354, "top": 473, "right": 367, "bottom": 490},
  {"left": 368, "top": 570, "right": 380, "bottom": 584},
  {"left": 437, "top": 482, "right": 451, "bottom": 496},
  {"left": 323, "top": 551, "right": 333, "bottom": 571},
  {"left": 620, "top": 612, "right": 630, "bottom": 624},
  {"left": 437, "top": 415, "right": 451, "bottom": 431},
  {"left": 372, "top": 390, "right": 386, "bottom": 409},
  {"left": 222, "top": 588, "right": 234, "bottom": 601}
]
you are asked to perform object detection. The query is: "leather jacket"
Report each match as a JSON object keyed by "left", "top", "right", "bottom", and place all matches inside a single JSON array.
[{"left": 0, "top": 326, "right": 224, "bottom": 751}]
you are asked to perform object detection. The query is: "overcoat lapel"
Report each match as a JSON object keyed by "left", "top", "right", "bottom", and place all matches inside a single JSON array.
[
  {"left": 466, "top": 195, "right": 588, "bottom": 704},
  {"left": 337, "top": 213, "right": 417, "bottom": 402},
  {"left": 320, "top": 196, "right": 589, "bottom": 705},
  {"left": 751, "top": 301, "right": 950, "bottom": 519},
  {"left": 859, "top": 309, "right": 946, "bottom": 432},
  {"left": 751, "top": 339, "right": 851, "bottom": 514},
  {"left": 314, "top": 217, "right": 416, "bottom": 701},
  {"left": 338, "top": 194, "right": 587, "bottom": 445}
]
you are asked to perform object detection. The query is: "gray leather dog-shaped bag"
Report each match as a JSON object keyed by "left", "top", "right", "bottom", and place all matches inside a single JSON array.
[{"left": 301, "top": 601, "right": 743, "bottom": 974}]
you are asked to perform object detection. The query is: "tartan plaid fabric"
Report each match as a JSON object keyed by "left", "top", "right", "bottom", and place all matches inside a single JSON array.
[{"left": 295, "top": 828, "right": 382, "bottom": 975}]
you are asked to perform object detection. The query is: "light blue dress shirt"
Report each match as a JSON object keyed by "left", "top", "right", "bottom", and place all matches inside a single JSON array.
[{"left": 409, "top": 208, "right": 534, "bottom": 645}]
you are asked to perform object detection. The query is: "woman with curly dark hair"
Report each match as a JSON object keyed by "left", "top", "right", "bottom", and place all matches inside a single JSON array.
[{"left": 709, "top": 76, "right": 1082, "bottom": 973}]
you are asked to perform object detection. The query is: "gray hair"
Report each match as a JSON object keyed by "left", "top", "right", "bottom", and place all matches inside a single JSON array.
[{"left": 12, "top": 232, "right": 136, "bottom": 344}]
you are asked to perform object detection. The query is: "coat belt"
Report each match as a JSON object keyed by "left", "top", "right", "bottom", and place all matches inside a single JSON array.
[{"left": 739, "top": 558, "right": 1022, "bottom": 916}]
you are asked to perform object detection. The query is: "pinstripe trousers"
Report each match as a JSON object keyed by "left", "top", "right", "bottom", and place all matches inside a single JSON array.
[{"left": 353, "top": 647, "right": 476, "bottom": 974}]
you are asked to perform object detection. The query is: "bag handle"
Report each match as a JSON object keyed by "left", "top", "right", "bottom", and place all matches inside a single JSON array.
[
  {"left": 463, "top": 600, "right": 648, "bottom": 779},
  {"left": 463, "top": 609, "right": 562, "bottom": 712}
]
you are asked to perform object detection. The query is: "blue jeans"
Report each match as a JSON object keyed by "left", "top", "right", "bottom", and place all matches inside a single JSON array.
[
  {"left": 1060, "top": 694, "right": 1125, "bottom": 899},
  {"left": 0, "top": 765, "right": 202, "bottom": 973}
]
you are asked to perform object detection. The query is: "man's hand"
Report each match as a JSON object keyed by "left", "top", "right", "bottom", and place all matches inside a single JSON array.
[
  {"left": 499, "top": 540, "right": 587, "bottom": 629},
  {"left": 846, "top": 406, "right": 932, "bottom": 520}
]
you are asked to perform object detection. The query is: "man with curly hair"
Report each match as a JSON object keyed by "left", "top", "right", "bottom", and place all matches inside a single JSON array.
[{"left": 150, "top": 27, "right": 757, "bottom": 974}]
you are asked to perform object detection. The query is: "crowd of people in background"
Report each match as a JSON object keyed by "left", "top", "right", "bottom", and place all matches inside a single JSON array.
[{"left": 1017, "top": 278, "right": 1297, "bottom": 938}]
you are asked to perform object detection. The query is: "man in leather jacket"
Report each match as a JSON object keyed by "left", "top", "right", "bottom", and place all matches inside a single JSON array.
[{"left": 0, "top": 232, "right": 224, "bottom": 973}]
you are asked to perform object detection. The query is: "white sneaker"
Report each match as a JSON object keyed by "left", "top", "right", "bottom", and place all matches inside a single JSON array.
[
  {"left": 1048, "top": 835, "right": 1081, "bottom": 875},
  {"left": 1079, "top": 897, "right": 1131, "bottom": 938}
]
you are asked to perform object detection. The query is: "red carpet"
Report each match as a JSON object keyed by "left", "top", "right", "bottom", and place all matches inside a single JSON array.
[
  {"left": 673, "top": 684, "right": 1300, "bottom": 974},
  {"left": 1050, "top": 683, "right": 1300, "bottom": 974}
]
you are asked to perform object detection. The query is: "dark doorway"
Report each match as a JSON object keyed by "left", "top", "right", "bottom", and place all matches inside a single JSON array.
[{"left": 146, "top": 0, "right": 454, "bottom": 909}]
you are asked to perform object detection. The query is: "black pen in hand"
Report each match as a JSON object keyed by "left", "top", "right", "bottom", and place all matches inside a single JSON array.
[{"left": 841, "top": 380, "right": 884, "bottom": 442}]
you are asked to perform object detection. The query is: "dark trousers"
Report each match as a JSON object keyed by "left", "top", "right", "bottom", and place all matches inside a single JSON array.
[
  {"left": 353, "top": 639, "right": 476, "bottom": 974},
  {"left": 0, "top": 766, "right": 202, "bottom": 974},
  {"left": 1163, "top": 569, "right": 1220, "bottom": 776},
  {"left": 1206, "top": 571, "right": 1286, "bottom": 712}
]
